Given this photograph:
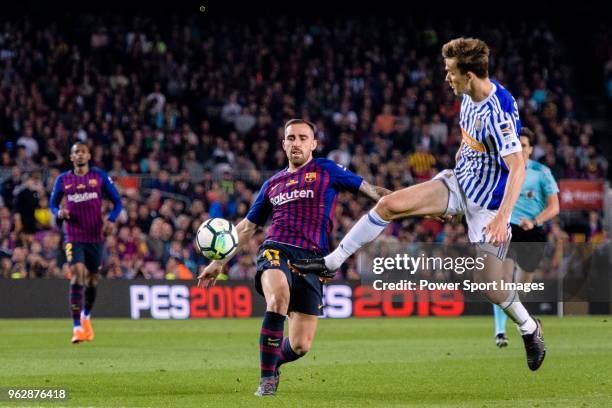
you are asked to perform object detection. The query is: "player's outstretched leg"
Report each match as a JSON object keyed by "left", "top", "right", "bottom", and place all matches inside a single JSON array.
[
  {"left": 291, "top": 180, "right": 449, "bottom": 275},
  {"left": 493, "top": 304, "right": 508, "bottom": 347},
  {"left": 255, "top": 269, "right": 289, "bottom": 397}
]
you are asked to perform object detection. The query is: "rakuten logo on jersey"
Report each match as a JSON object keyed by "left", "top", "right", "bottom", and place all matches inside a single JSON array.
[
  {"left": 270, "top": 189, "right": 314, "bottom": 206},
  {"left": 67, "top": 192, "right": 98, "bottom": 203}
]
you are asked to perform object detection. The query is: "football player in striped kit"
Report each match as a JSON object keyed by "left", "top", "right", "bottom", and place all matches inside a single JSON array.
[
  {"left": 197, "top": 119, "right": 390, "bottom": 396},
  {"left": 292, "top": 38, "right": 546, "bottom": 372},
  {"left": 50, "top": 142, "right": 122, "bottom": 344}
]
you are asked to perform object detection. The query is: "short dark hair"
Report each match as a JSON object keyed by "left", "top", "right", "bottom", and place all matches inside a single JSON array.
[
  {"left": 442, "top": 38, "right": 490, "bottom": 79},
  {"left": 71, "top": 141, "right": 89, "bottom": 152},
  {"left": 520, "top": 127, "right": 535, "bottom": 146},
  {"left": 284, "top": 118, "right": 317, "bottom": 136}
]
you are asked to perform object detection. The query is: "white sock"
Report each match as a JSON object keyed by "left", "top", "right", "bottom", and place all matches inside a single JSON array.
[
  {"left": 500, "top": 291, "right": 537, "bottom": 335},
  {"left": 324, "top": 209, "right": 390, "bottom": 271}
]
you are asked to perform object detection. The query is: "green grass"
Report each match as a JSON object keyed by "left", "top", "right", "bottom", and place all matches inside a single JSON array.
[{"left": 0, "top": 316, "right": 611, "bottom": 407}]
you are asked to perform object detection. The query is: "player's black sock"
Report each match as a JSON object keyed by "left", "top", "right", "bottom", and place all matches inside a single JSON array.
[
  {"left": 69, "top": 284, "right": 83, "bottom": 327},
  {"left": 259, "top": 311, "right": 285, "bottom": 378},
  {"left": 83, "top": 286, "right": 97, "bottom": 318},
  {"left": 277, "top": 337, "right": 305, "bottom": 367}
]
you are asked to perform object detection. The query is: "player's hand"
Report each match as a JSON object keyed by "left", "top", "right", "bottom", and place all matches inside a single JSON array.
[
  {"left": 519, "top": 218, "right": 534, "bottom": 231},
  {"left": 103, "top": 221, "right": 116, "bottom": 236},
  {"left": 58, "top": 209, "right": 70, "bottom": 220},
  {"left": 483, "top": 215, "right": 509, "bottom": 245},
  {"left": 197, "top": 262, "right": 224, "bottom": 288}
]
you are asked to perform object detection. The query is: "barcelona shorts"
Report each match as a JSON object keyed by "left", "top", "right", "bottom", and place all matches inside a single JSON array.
[
  {"left": 255, "top": 241, "right": 324, "bottom": 316},
  {"left": 64, "top": 242, "right": 103, "bottom": 273}
]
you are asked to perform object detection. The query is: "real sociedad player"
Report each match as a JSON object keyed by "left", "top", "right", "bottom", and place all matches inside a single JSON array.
[{"left": 292, "top": 38, "right": 547, "bottom": 371}]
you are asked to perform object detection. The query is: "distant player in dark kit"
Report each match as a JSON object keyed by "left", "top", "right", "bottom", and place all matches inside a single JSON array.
[
  {"left": 197, "top": 119, "right": 390, "bottom": 396},
  {"left": 50, "top": 142, "right": 122, "bottom": 344}
]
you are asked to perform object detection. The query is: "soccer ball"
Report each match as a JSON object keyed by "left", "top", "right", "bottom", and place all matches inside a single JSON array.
[{"left": 195, "top": 218, "right": 239, "bottom": 260}]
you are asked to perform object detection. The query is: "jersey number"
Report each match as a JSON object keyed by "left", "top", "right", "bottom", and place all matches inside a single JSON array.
[
  {"left": 65, "top": 243, "right": 73, "bottom": 263},
  {"left": 263, "top": 249, "right": 281, "bottom": 267}
]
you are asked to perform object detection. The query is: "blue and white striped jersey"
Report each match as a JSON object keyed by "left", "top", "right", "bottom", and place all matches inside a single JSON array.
[{"left": 454, "top": 80, "right": 522, "bottom": 210}]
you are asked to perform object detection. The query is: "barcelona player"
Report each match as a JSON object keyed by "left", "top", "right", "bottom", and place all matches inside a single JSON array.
[
  {"left": 197, "top": 119, "right": 390, "bottom": 396},
  {"left": 50, "top": 142, "right": 122, "bottom": 343}
]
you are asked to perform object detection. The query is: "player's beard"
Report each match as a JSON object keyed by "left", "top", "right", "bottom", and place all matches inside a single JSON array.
[{"left": 289, "top": 150, "right": 306, "bottom": 166}]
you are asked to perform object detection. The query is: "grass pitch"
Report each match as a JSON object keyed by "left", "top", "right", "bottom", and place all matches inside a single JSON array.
[{"left": 0, "top": 316, "right": 610, "bottom": 407}]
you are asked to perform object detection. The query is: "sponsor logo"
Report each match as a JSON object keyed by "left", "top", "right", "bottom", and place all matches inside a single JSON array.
[
  {"left": 270, "top": 189, "right": 314, "bottom": 206},
  {"left": 267, "top": 338, "right": 280, "bottom": 347},
  {"left": 286, "top": 179, "right": 298, "bottom": 186},
  {"left": 305, "top": 172, "right": 317, "bottom": 183},
  {"left": 64, "top": 184, "right": 72, "bottom": 190},
  {"left": 67, "top": 192, "right": 99, "bottom": 203},
  {"left": 77, "top": 183, "right": 86, "bottom": 190},
  {"left": 496, "top": 120, "right": 516, "bottom": 143},
  {"left": 461, "top": 128, "right": 486, "bottom": 153}
]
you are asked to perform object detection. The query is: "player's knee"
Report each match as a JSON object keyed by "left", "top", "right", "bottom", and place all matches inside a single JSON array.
[
  {"left": 375, "top": 195, "right": 404, "bottom": 220},
  {"left": 266, "top": 295, "right": 289, "bottom": 314},
  {"left": 292, "top": 344, "right": 310, "bottom": 355},
  {"left": 71, "top": 265, "right": 86, "bottom": 284},
  {"left": 87, "top": 273, "right": 100, "bottom": 286}
]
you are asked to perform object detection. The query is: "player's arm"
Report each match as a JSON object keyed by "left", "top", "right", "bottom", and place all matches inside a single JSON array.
[
  {"left": 49, "top": 175, "right": 68, "bottom": 220},
  {"left": 197, "top": 219, "right": 260, "bottom": 288},
  {"left": 485, "top": 151, "right": 525, "bottom": 243},
  {"left": 358, "top": 180, "right": 392, "bottom": 203},
  {"left": 101, "top": 172, "right": 123, "bottom": 235},
  {"left": 326, "top": 159, "right": 389, "bottom": 201},
  {"left": 198, "top": 181, "right": 272, "bottom": 288},
  {"left": 520, "top": 194, "right": 560, "bottom": 230},
  {"left": 455, "top": 141, "right": 464, "bottom": 163}
]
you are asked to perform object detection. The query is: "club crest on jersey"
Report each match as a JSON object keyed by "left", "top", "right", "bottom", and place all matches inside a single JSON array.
[
  {"left": 305, "top": 172, "right": 317, "bottom": 183},
  {"left": 88, "top": 178, "right": 98, "bottom": 187},
  {"left": 77, "top": 183, "right": 86, "bottom": 190}
]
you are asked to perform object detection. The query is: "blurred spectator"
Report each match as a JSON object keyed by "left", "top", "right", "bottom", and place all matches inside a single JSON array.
[{"left": 0, "top": 13, "right": 607, "bottom": 281}]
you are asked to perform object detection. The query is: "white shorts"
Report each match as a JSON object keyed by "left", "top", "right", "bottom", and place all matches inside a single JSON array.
[{"left": 433, "top": 169, "right": 510, "bottom": 259}]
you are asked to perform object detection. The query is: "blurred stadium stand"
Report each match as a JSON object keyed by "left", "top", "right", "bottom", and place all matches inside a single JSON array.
[{"left": 0, "top": 5, "right": 610, "bottom": 281}]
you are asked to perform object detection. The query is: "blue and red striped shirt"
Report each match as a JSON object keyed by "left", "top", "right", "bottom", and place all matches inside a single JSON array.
[
  {"left": 246, "top": 158, "right": 363, "bottom": 254},
  {"left": 50, "top": 167, "right": 122, "bottom": 243}
]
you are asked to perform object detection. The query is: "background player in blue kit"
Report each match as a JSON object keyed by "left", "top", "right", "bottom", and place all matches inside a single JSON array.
[
  {"left": 50, "top": 142, "right": 122, "bottom": 343},
  {"left": 197, "top": 119, "right": 390, "bottom": 396},
  {"left": 493, "top": 127, "right": 559, "bottom": 347}
]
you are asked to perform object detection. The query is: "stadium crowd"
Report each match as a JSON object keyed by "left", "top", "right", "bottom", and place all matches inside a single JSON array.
[{"left": 0, "top": 15, "right": 608, "bottom": 280}]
